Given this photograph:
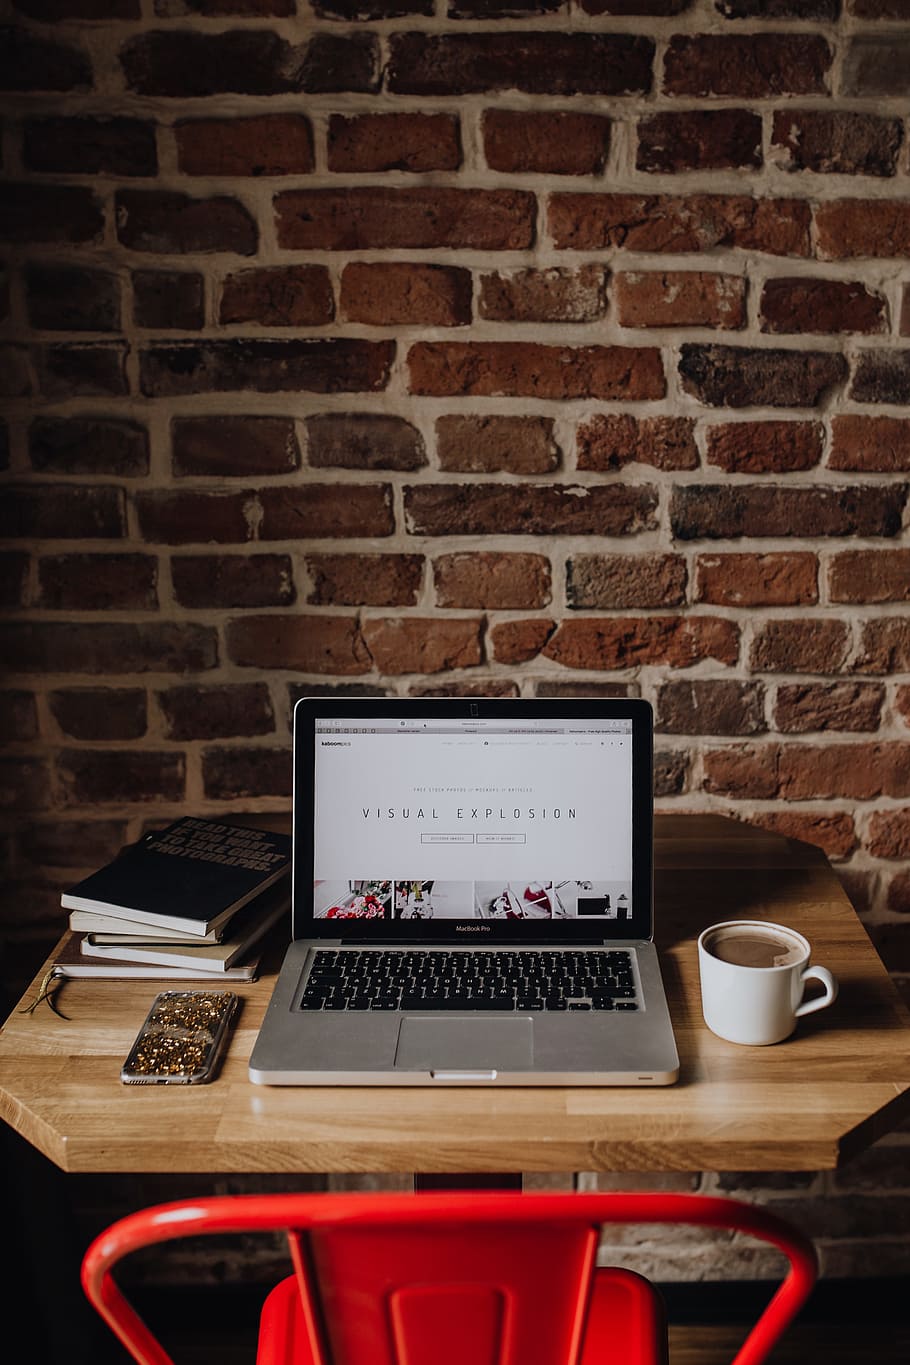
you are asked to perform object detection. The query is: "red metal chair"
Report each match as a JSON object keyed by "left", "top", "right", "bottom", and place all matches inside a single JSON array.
[{"left": 81, "top": 1190, "right": 817, "bottom": 1365}]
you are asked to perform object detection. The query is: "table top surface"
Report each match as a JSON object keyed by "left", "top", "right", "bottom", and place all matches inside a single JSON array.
[{"left": 2, "top": 814, "right": 909, "bottom": 1175}]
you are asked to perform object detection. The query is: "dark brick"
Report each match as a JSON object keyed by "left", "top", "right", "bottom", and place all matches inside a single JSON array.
[
  {"left": 0, "top": 184, "right": 103, "bottom": 245},
  {"left": 637, "top": 109, "right": 762, "bottom": 172},
  {"left": 387, "top": 32, "right": 654, "bottom": 96},
  {"left": 35, "top": 343, "right": 128, "bottom": 398},
  {"left": 0, "top": 621, "right": 217, "bottom": 674},
  {"left": 436, "top": 415, "right": 559, "bottom": 474},
  {"left": 567, "top": 554, "right": 687, "bottom": 609},
  {"left": 716, "top": 0, "right": 839, "bottom": 13},
  {"left": 672, "top": 484, "right": 905, "bottom": 540},
  {"left": 750, "top": 618, "right": 850, "bottom": 673},
  {"left": 843, "top": 35, "right": 910, "bottom": 97},
  {"left": 0, "top": 484, "right": 124, "bottom": 539},
  {"left": 116, "top": 190, "right": 257, "bottom": 255},
  {"left": 140, "top": 339, "right": 394, "bottom": 396},
  {"left": 274, "top": 187, "right": 534, "bottom": 251},
  {"left": 313, "top": 0, "right": 431, "bottom": 12},
  {"left": 534, "top": 681, "right": 636, "bottom": 698},
  {"left": 306, "top": 554, "right": 424, "bottom": 607},
  {"left": 829, "top": 549, "right": 910, "bottom": 604},
  {"left": 49, "top": 688, "right": 147, "bottom": 740},
  {"left": 202, "top": 747, "right": 291, "bottom": 800},
  {"left": 306, "top": 413, "right": 425, "bottom": 471},
  {"left": 328, "top": 112, "right": 460, "bottom": 173},
  {"left": 159, "top": 683, "right": 275, "bottom": 740},
  {"left": 705, "top": 421, "right": 823, "bottom": 474},
  {"left": 0, "top": 691, "right": 38, "bottom": 743},
  {"left": 663, "top": 34, "right": 831, "bottom": 97},
  {"left": 176, "top": 114, "right": 314, "bottom": 176},
  {"left": 482, "top": 110, "right": 610, "bottom": 175},
  {"left": 13, "top": 0, "right": 138, "bottom": 14},
  {"left": 816, "top": 199, "right": 910, "bottom": 259},
  {"left": 760, "top": 277, "right": 886, "bottom": 335},
  {"left": 38, "top": 554, "right": 158, "bottom": 610},
  {"left": 775, "top": 682, "right": 884, "bottom": 733},
  {"left": 121, "top": 30, "right": 379, "bottom": 97},
  {"left": 850, "top": 350, "right": 910, "bottom": 404},
  {"left": 172, "top": 416, "right": 300, "bottom": 477},
  {"left": 341, "top": 263, "right": 471, "bottom": 327},
  {"left": 405, "top": 483, "right": 657, "bottom": 536},
  {"left": 259, "top": 485, "right": 394, "bottom": 540},
  {"left": 577, "top": 415, "right": 698, "bottom": 471},
  {"left": 679, "top": 344, "right": 847, "bottom": 407},
  {"left": 409, "top": 342, "right": 665, "bottom": 400},
  {"left": 655, "top": 679, "right": 766, "bottom": 735},
  {"left": 771, "top": 109, "right": 902, "bottom": 177},
  {"left": 58, "top": 750, "right": 185, "bottom": 806},
  {"left": 478, "top": 266, "right": 606, "bottom": 324},
  {"left": 0, "top": 346, "right": 31, "bottom": 398},
  {"left": 0, "top": 553, "right": 29, "bottom": 609},
  {"left": 26, "top": 264, "right": 121, "bottom": 332},
  {"left": 23, "top": 117, "right": 156, "bottom": 176},
  {"left": 222, "top": 264, "right": 333, "bottom": 327},
  {"left": 228, "top": 616, "right": 369, "bottom": 674},
  {"left": 0, "top": 758, "right": 52, "bottom": 813},
  {"left": 411, "top": 679, "right": 520, "bottom": 698},
  {"left": 654, "top": 750, "right": 689, "bottom": 797},
  {"left": 133, "top": 271, "right": 204, "bottom": 330},
  {"left": 29, "top": 417, "right": 149, "bottom": 476},
  {"left": 18, "top": 819, "right": 128, "bottom": 871},
  {"left": 135, "top": 490, "right": 265, "bottom": 545},
  {"left": 549, "top": 193, "right": 810, "bottom": 257},
  {"left": 172, "top": 554, "right": 295, "bottom": 608},
  {"left": 154, "top": 0, "right": 294, "bottom": 12},
  {"left": 0, "top": 26, "right": 91, "bottom": 92}
]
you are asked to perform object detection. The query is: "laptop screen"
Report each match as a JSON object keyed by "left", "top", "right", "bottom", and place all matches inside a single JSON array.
[{"left": 293, "top": 698, "right": 653, "bottom": 943}]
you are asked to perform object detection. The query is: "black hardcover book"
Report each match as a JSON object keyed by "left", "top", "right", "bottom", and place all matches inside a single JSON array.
[{"left": 61, "top": 817, "right": 291, "bottom": 937}]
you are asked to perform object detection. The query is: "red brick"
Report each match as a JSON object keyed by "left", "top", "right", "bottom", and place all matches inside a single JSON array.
[
  {"left": 867, "top": 809, "right": 910, "bottom": 860},
  {"left": 133, "top": 271, "right": 204, "bottom": 330},
  {"left": 14, "top": 0, "right": 137, "bottom": 15},
  {"left": 703, "top": 744, "right": 780, "bottom": 800},
  {"left": 36, "top": 343, "right": 129, "bottom": 399},
  {"left": 898, "top": 685, "right": 910, "bottom": 726},
  {"left": 172, "top": 554, "right": 294, "bottom": 608},
  {"left": 577, "top": 414, "right": 698, "bottom": 471},
  {"left": 856, "top": 618, "right": 910, "bottom": 674},
  {"left": 259, "top": 484, "right": 394, "bottom": 540},
  {"left": 405, "top": 483, "right": 657, "bottom": 536},
  {"left": 387, "top": 32, "right": 654, "bottom": 96},
  {"left": 579, "top": 0, "right": 688, "bottom": 9},
  {"left": 49, "top": 687, "right": 146, "bottom": 740},
  {"left": 219, "top": 266, "right": 334, "bottom": 327},
  {"left": 38, "top": 554, "right": 157, "bottom": 611},
  {"left": 829, "top": 415, "right": 910, "bottom": 471},
  {"left": 0, "top": 26, "right": 91, "bottom": 92},
  {"left": 614, "top": 271, "right": 745, "bottom": 329},
  {"left": 0, "top": 484, "right": 124, "bottom": 539},
  {"left": 136, "top": 490, "right": 262, "bottom": 545},
  {"left": 479, "top": 266, "right": 607, "bottom": 324},
  {"left": 0, "top": 554, "right": 29, "bottom": 610},
  {"left": 852, "top": 0, "right": 910, "bottom": 14},
  {"left": 140, "top": 339, "right": 394, "bottom": 397},
  {"left": 0, "top": 621, "right": 217, "bottom": 674},
  {"left": 172, "top": 416, "right": 300, "bottom": 477},
  {"left": 408, "top": 342, "right": 665, "bottom": 400},
  {"left": 57, "top": 750, "right": 185, "bottom": 805},
  {"left": 156, "top": 0, "right": 295, "bottom": 14},
  {"left": 275, "top": 188, "right": 534, "bottom": 251},
  {"left": 549, "top": 193, "right": 810, "bottom": 257},
  {"left": 718, "top": 0, "right": 838, "bottom": 14},
  {"left": 411, "top": 680, "right": 520, "bottom": 698},
  {"left": 490, "top": 619, "right": 555, "bottom": 665},
  {"left": 817, "top": 201, "right": 910, "bottom": 259},
  {"left": 361, "top": 617, "right": 483, "bottom": 675},
  {"left": 202, "top": 747, "right": 291, "bottom": 801},
  {"left": 315, "top": 0, "right": 431, "bottom": 12},
  {"left": 116, "top": 190, "right": 257, "bottom": 255},
  {"left": 306, "top": 414, "right": 425, "bottom": 471},
  {"left": 694, "top": 552, "right": 818, "bottom": 606},
  {"left": 26, "top": 263, "right": 120, "bottom": 332},
  {"left": 159, "top": 683, "right": 275, "bottom": 741},
  {"left": 746, "top": 810, "right": 856, "bottom": 860},
  {"left": 535, "top": 681, "right": 635, "bottom": 699},
  {"left": 663, "top": 34, "right": 831, "bottom": 97},
  {"left": 679, "top": 343, "right": 847, "bottom": 408},
  {"left": 176, "top": 114, "right": 314, "bottom": 175},
  {"left": 566, "top": 554, "right": 687, "bottom": 609},
  {"left": 829, "top": 550, "right": 910, "bottom": 604},
  {"left": 0, "top": 758, "right": 52, "bottom": 812},
  {"left": 0, "top": 691, "right": 38, "bottom": 743},
  {"left": 843, "top": 34, "right": 910, "bottom": 97},
  {"left": 760, "top": 277, "right": 886, "bottom": 335},
  {"left": 483, "top": 110, "right": 610, "bottom": 175},
  {"left": 306, "top": 554, "right": 424, "bottom": 607},
  {"left": 637, "top": 110, "right": 762, "bottom": 172},
  {"left": 1, "top": 184, "right": 103, "bottom": 245},
  {"left": 341, "top": 263, "right": 471, "bottom": 327},
  {"left": 327, "top": 113, "right": 460, "bottom": 172},
  {"left": 23, "top": 116, "right": 156, "bottom": 175},
  {"left": 1, "top": 345, "right": 31, "bottom": 398},
  {"left": 774, "top": 682, "right": 884, "bottom": 733},
  {"left": 706, "top": 421, "right": 823, "bottom": 474},
  {"left": 751, "top": 619, "right": 850, "bottom": 674},
  {"left": 779, "top": 743, "right": 910, "bottom": 801},
  {"left": 771, "top": 109, "right": 901, "bottom": 178},
  {"left": 227, "top": 614, "right": 370, "bottom": 674},
  {"left": 542, "top": 616, "right": 740, "bottom": 670},
  {"left": 121, "top": 30, "right": 378, "bottom": 97},
  {"left": 655, "top": 679, "right": 765, "bottom": 735},
  {"left": 18, "top": 819, "right": 128, "bottom": 871},
  {"left": 434, "top": 552, "right": 551, "bottom": 609},
  {"left": 436, "top": 416, "right": 559, "bottom": 474},
  {"left": 672, "top": 484, "right": 903, "bottom": 539}
]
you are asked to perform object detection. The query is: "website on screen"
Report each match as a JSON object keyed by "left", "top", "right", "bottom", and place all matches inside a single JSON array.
[{"left": 312, "top": 718, "right": 633, "bottom": 924}]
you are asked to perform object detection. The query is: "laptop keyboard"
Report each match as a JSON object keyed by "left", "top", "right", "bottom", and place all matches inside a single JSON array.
[{"left": 299, "top": 949, "right": 638, "bottom": 1012}]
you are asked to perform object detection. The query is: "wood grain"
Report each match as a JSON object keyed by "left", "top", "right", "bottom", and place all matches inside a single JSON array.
[{"left": 2, "top": 815, "right": 909, "bottom": 1174}]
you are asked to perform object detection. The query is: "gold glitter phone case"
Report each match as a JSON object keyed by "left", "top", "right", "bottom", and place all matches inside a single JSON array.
[{"left": 120, "top": 990, "right": 238, "bottom": 1085}]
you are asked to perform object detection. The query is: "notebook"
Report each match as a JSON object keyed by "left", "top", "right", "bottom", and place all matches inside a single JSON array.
[{"left": 249, "top": 696, "right": 679, "bottom": 1086}]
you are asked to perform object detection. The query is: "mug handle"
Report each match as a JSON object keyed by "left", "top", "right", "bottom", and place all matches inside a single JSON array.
[{"left": 794, "top": 965, "right": 838, "bottom": 1017}]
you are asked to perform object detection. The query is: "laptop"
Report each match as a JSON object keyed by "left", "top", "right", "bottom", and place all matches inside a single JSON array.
[{"left": 249, "top": 696, "right": 679, "bottom": 1086}]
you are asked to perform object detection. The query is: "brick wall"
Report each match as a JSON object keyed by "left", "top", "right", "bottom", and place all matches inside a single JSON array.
[{"left": 2, "top": 0, "right": 909, "bottom": 1282}]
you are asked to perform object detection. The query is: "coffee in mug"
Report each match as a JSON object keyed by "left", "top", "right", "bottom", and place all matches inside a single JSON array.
[{"left": 697, "top": 919, "right": 837, "bottom": 1046}]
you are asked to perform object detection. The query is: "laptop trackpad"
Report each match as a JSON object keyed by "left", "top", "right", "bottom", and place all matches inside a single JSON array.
[{"left": 395, "top": 1017, "right": 533, "bottom": 1073}]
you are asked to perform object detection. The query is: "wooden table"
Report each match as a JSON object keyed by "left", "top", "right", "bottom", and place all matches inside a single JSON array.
[{"left": 2, "top": 814, "right": 909, "bottom": 1175}]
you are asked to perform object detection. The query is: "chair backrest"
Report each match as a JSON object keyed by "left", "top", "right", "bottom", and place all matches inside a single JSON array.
[{"left": 81, "top": 1190, "right": 817, "bottom": 1365}]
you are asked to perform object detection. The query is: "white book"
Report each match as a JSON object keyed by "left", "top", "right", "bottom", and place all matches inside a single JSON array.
[{"left": 68, "top": 909, "right": 222, "bottom": 943}]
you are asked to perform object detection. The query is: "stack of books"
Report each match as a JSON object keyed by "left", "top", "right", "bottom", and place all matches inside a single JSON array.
[{"left": 55, "top": 816, "right": 292, "bottom": 982}]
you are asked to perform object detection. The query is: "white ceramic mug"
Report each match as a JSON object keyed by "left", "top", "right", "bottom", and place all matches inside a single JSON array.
[{"left": 697, "top": 919, "right": 838, "bottom": 1046}]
